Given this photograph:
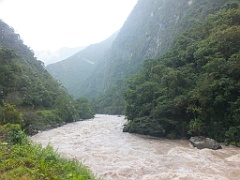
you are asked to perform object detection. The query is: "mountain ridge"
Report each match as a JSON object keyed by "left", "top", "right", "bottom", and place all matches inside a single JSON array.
[
  {"left": 47, "top": 0, "right": 237, "bottom": 114},
  {"left": 35, "top": 46, "right": 86, "bottom": 65},
  {"left": 124, "top": 2, "right": 240, "bottom": 143},
  {"left": 47, "top": 32, "right": 117, "bottom": 98},
  {"left": 0, "top": 19, "right": 94, "bottom": 134}
]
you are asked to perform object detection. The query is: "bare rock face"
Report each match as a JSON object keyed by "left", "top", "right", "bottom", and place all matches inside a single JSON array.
[{"left": 190, "top": 136, "right": 222, "bottom": 150}]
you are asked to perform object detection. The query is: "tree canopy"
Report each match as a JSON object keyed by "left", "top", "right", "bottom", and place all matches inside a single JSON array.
[
  {"left": 124, "top": 3, "right": 240, "bottom": 145},
  {"left": 0, "top": 20, "right": 94, "bottom": 134}
]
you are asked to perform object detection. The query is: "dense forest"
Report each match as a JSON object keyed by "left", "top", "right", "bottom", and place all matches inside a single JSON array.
[
  {"left": 2, "top": 0, "right": 238, "bottom": 146},
  {"left": 0, "top": 20, "right": 94, "bottom": 135},
  {"left": 48, "top": 0, "right": 197, "bottom": 113},
  {"left": 96, "top": 0, "right": 240, "bottom": 114},
  {"left": 0, "top": 17, "right": 98, "bottom": 179},
  {"left": 124, "top": 1, "right": 240, "bottom": 144},
  {"left": 0, "top": 1, "right": 240, "bottom": 178}
]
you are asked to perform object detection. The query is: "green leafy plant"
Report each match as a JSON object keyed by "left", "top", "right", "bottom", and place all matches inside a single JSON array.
[
  {"left": 0, "top": 125, "right": 99, "bottom": 180},
  {"left": 124, "top": 4, "right": 240, "bottom": 144}
]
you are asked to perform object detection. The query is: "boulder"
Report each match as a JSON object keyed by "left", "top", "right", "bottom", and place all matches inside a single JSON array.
[{"left": 190, "top": 136, "right": 222, "bottom": 150}]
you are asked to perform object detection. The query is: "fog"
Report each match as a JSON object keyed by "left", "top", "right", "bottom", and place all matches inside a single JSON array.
[{"left": 0, "top": 0, "right": 137, "bottom": 51}]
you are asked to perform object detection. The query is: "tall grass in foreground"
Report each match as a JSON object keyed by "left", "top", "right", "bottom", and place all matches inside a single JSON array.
[{"left": 0, "top": 124, "right": 99, "bottom": 180}]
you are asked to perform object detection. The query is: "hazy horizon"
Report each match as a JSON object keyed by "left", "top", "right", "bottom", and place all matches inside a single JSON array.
[{"left": 0, "top": 0, "right": 137, "bottom": 52}]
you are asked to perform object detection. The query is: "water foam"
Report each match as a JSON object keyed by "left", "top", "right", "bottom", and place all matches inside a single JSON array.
[{"left": 31, "top": 114, "right": 240, "bottom": 180}]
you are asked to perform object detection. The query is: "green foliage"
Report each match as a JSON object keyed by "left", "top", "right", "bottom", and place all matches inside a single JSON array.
[
  {"left": 39, "top": 0, "right": 240, "bottom": 117},
  {"left": 0, "top": 124, "right": 27, "bottom": 145},
  {"left": 75, "top": 97, "right": 94, "bottom": 119},
  {"left": 94, "top": 84, "right": 126, "bottom": 115},
  {"left": 124, "top": 117, "right": 165, "bottom": 137},
  {"left": 0, "top": 125, "right": 98, "bottom": 180},
  {"left": 188, "top": 119, "right": 206, "bottom": 136},
  {"left": 0, "top": 19, "right": 95, "bottom": 134},
  {"left": 124, "top": 4, "right": 240, "bottom": 144},
  {"left": 0, "top": 104, "right": 23, "bottom": 126},
  {"left": 225, "top": 126, "right": 240, "bottom": 146},
  {"left": 53, "top": 93, "right": 77, "bottom": 123},
  {"left": 87, "top": 0, "right": 238, "bottom": 115},
  {"left": 35, "top": 110, "right": 62, "bottom": 129},
  {"left": 39, "top": 110, "right": 61, "bottom": 122}
]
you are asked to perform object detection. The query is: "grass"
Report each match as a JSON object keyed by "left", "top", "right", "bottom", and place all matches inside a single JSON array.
[{"left": 0, "top": 124, "right": 100, "bottom": 180}]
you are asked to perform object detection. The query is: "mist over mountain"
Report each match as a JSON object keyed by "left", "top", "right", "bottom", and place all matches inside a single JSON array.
[
  {"left": 47, "top": 0, "right": 190, "bottom": 99},
  {"left": 47, "top": 0, "right": 236, "bottom": 114},
  {"left": 35, "top": 46, "right": 85, "bottom": 65},
  {"left": 46, "top": 32, "right": 117, "bottom": 98}
]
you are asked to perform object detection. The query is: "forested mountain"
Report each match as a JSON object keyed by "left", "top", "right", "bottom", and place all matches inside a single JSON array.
[
  {"left": 48, "top": 0, "right": 194, "bottom": 110},
  {"left": 46, "top": 0, "right": 240, "bottom": 144},
  {"left": 0, "top": 20, "right": 94, "bottom": 135},
  {"left": 124, "top": 1, "right": 240, "bottom": 144},
  {"left": 2, "top": 0, "right": 238, "bottom": 145},
  {"left": 95, "top": 0, "right": 240, "bottom": 114},
  {"left": 47, "top": 0, "right": 238, "bottom": 115}
]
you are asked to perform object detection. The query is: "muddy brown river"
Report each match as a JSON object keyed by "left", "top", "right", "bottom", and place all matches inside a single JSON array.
[{"left": 31, "top": 114, "right": 240, "bottom": 180}]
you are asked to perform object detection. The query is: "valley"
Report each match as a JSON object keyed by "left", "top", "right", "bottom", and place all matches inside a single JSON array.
[{"left": 31, "top": 115, "right": 240, "bottom": 180}]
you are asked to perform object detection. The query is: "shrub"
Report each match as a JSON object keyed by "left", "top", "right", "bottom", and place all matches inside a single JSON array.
[{"left": 0, "top": 123, "right": 27, "bottom": 145}]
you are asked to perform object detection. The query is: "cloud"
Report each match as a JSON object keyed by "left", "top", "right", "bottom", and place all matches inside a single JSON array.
[{"left": 0, "top": 0, "right": 138, "bottom": 51}]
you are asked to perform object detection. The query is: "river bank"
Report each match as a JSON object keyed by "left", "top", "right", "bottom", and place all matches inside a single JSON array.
[{"left": 31, "top": 114, "right": 240, "bottom": 180}]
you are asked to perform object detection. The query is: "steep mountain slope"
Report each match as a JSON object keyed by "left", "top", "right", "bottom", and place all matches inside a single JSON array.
[
  {"left": 47, "top": 33, "right": 117, "bottom": 98},
  {"left": 95, "top": 0, "right": 239, "bottom": 114},
  {"left": 47, "top": 0, "right": 236, "bottom": 114},
  {"left": 48, "top": 0, "right": 191, "bottom": 100},
  {"left": 0, "top": 20, "right": 94, "bottom": 134},
  {"left": 124, "top": 1, "right": 240, "bottom": 143}
]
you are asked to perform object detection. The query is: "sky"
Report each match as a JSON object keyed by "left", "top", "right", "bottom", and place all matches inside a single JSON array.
[{"left": 0, "top": 0, "right": 137, "bottom": 52}]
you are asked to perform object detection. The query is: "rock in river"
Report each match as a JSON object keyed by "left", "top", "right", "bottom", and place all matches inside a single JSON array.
[{"left": 190, "top": 136, "right": 222, "bottom": 150}]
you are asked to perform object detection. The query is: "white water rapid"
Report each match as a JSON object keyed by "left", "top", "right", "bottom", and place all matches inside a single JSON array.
[{"left": 31, "top": 114, "right": 240, "bottom": 180}]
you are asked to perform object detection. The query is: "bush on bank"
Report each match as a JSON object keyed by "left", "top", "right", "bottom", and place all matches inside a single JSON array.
[{"left": 0, "top": 124, "right": 99, "bottom": 180}]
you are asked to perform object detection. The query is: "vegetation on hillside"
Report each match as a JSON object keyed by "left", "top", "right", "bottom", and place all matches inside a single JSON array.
[
  {"left": 0, "top": 124, "right": 98, "bottom": 179},
  {"left": 47, "top": 0, "right": 192, "bottom": 114},
  {"left": 124, "top": 2, "right": 240, "bottom": 145},
  {"left": 46, "top": 0, "right": 235, "bottom": 115},
  {"left": 0, "top": 19, "right": 96, "bottom": 179},
  {"left": 44, "top": 0, "right": 239, "bottom": 116},
  {"left": 93, "top": 0, "right": 237, "bottom": 115},
  {"left": 0, "top": 20, "right": 94, "bottom": 134}
]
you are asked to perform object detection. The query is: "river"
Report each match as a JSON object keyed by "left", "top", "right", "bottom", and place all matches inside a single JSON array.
[{"left": 31, "top": 114, "right": 240, "bottom": 180}]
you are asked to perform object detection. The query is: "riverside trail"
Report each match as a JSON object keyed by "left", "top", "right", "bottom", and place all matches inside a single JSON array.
[{"left": 31, "top": 114, "right": 240, "bottom": 180}]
